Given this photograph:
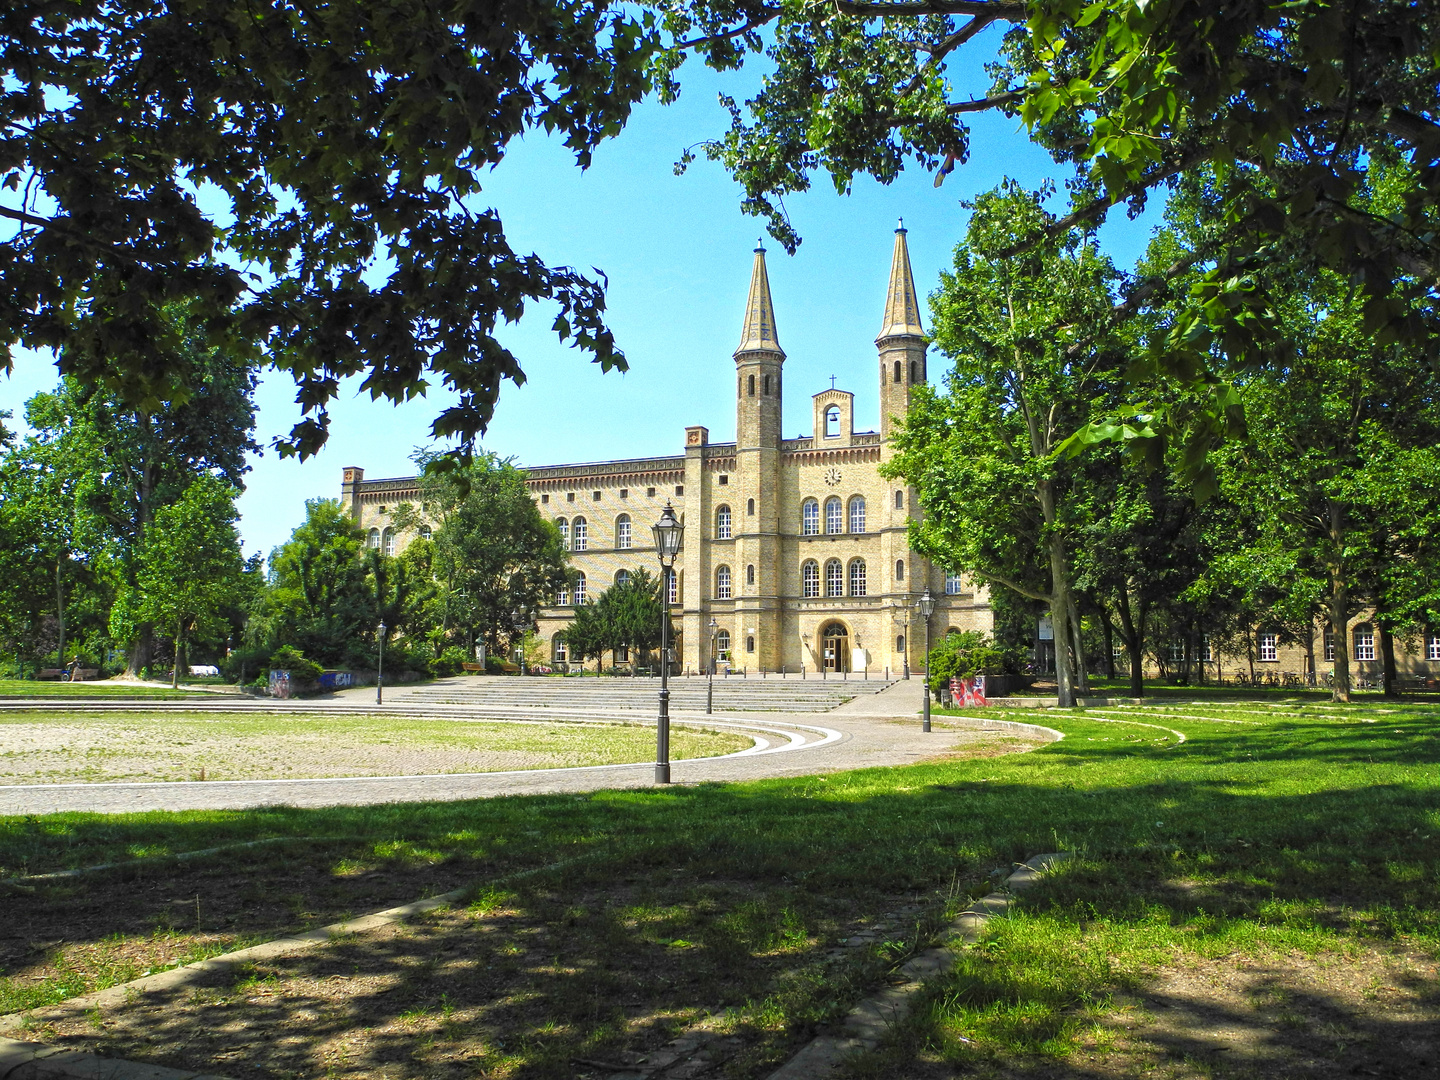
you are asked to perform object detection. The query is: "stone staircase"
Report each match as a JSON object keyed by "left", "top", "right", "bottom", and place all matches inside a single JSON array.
[{"left": 394, "top": 673, "right": 896, "bottom": 713}]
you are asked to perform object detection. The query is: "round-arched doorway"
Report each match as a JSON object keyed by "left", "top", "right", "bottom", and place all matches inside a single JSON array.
[{"left": 819, "top": 621, "right": 850, "bottom": 673}]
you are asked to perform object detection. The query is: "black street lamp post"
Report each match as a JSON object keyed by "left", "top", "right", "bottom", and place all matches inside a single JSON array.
[
  {"left": 707, "top": 617, "right": 718, "bottom": 715},
  {"left": 917, "top": 589, "right": 935, "bottom": 732},
  {"left": 651, "top": 503, "right": 684, "bottom": 784},
  {"left": 376, "top": 620, "right": 387, "bottom": 706},
  {"left": 512, "top": 605, "right": 530, "bottom": 674}
]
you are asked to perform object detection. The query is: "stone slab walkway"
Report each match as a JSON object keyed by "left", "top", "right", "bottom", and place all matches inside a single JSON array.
[{"left": 0, "top": 680, "right": 1044, "bottom": 815}]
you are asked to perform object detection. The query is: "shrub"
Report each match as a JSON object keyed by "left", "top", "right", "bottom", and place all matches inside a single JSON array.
[
  {"left": 430, "top": 646, "right": 469, "bottom": 678},
  {"left": 267, "top": 645, "right": 324, "bottom": 684},
  {"left": 927, "top": 631, "right": 1021, "bottom": 692}
]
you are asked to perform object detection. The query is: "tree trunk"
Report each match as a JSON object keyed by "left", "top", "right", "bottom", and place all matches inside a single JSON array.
[
  {"left": 54, "top": 558, "right": 66, "bottom": 668},
  {"left": 1067, "top": 593, "right": 1091, "bottom": 694},
  {"left": 1100, "top": 611, "right": 1115, "bottom": 680},
  {"left": 126, "top": 425, "right": 157, "bottom": 678},
  {"left": 1114, "top": 584, "right": 1146, "bottom": 699},
  {"left": 1246, "top": 624, "right": 1256, "bottom": 685},
  {"left": 1304, "top": 618, "right": 1317, "bottom": 687},
  {"left": 171, "top": 619, "right": 183, "bottom": 690},
  {"left": 1325, "top": 501, "right": 1352, "bottom": 703},
  {"left": 1378, "top": 614, "right": 1398, "bottom": 697}
]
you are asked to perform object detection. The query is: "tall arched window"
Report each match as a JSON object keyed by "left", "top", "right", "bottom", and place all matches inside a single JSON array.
[
  {"left": 367, "top": 528, "right": 380, "bottom": 549},
  {"left": 763, "top": 374, "right": 770, "bottom": 395},
  {"left": 824, "top": 405, "right": 841, "bottom": 437},
  {"left": 747, "top": 374, "right": 756, "bottom": 396},
  {"left": 716, "top": 629, "right": 731, "bottom": 661},
  {"left": 666, "top": 568, "right": 678, "bottom": 604},
  {"left": 945, "top": 571, "right": 963, "bottom": 595},
  {"left": 715, "top": 504, "right": 732, "bottom": 540},
  {"left": 825, "top": 558, "right": 844, "bottom": 597},
  {"left": 848, "top": 496, "right": 866, "bottom": 533},
  {"left": 801, "top": 499, "right": 820, "bottom": 535},
  {"left": 573, "top": 572, "right": 587, "bottom": 605},
  {"left": 1354, "top": 623, "right": 1376, "bottom": 661},
  {"left": 802, "top": 560, "right": 820, "bottom": 598},
  {"left": 894, "top": 490, "right": 904, "bottom": 509},
  {"left": 556, "top": 517, "right": 569, "bottom": 548},
  {"left": 552, "top": 634, "right": 568, "bottom": 663},
  {"left": 895, "top": 559, "right": 905, "bottom": 581},
  {"left": 746, "top": 564, "right": 755, "bottom": 585},
  {"left": 382, "top": 528, "right": 395, "bottom": 556},
  {"left": 572, "top": 516, "right": 588, "bottom": 551},
  {"left": 824, "top": 496, "right": 843, "bottom": 534},
  {"left": 615, "top": 569, "right": 631, "bottom": 587},
  {"left": 419, "top": 524, "right": 432, "bottom": 541},
  {"left": 747, "top": 498, "right": 755, "bottom": 515},
  {"left": 893, "top": 360, "right": 901, "bottom": 383},
  {"left": 715, "top": 565, "right": 732, "bottom": 599},
  {"left": 616, "top": 514, "right": 632, "bottom": 549},
  {"left": 849, "top": 559, "right": 867, "bottom": 597},
  {"left": 910, "top": 360, "right": 918, "bottom": 382}
]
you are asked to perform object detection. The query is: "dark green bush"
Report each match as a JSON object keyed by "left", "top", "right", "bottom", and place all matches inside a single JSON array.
[{"left": 267, "top": 645, "right": 324, "bottom": 684}]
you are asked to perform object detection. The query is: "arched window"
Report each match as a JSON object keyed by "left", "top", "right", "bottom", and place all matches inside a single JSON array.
[
  {"left": 573, "top": 572, "right": 587, "bottom": 605},
  {"left": 746, "top": 635, "right": 755, "bottom": 653},
  {"left": 802, "top": 560, "right": 820, "bottom": 598},
  {"left": 616, "top": 514, "right": 632, "bottom": 549},
  {"left": 715, "top": 504, "right": 732, "bottom": 540},
  {"left": 419, "top": 524, "right": 432, "bottom": 541},
  {"left": 896, "top": 634, "right": 906, "bottom": 653},
  {"left": 552, "top": 634, "right": 568, "bottom": 663},
  {"left": 747, "top": 497, "right": 755, "bottom": 515},
  {"left": 748, "top": 373, "right": 756, "bottom": 396},
  {"left": 824, "top": 405, "right": 841, "bottom": 437},
  {"left": 746, "top": 564, "right": 755, "bottom": 586},
  {"left": 615, "top": 569, "right": 631, "bottom": 587},
  {"left": 556, "top": 517, "right": 569, "bottom": 548},
  {"left": 715, "top": 565, "right": 732, "bottom": 599},
  {"left": 910, "top": 360, "right": 918, "bottom": 382},
  {"left": 893, "top": 360, "right": 901, "bottom": 383},
  {"left": 849, "top": 559, "right": 867, "bottom": 596},
  {"left": 801, "top": 499, "right": 820, "bottom": 535},
  {"left": 572, "top": 516, "right": 588, "bottom": 551},
  {"left": 763, "top": 374, "right": 770, "bottom": 395},
  {"left": 716, "top": 629, "right": 731, "bottom": 661},
  {"left": 824, "top": 496, "right": 843, "bottom": 534},
  {"left": 895, "top": 559, "right": 905, "bottom": 581},
  {"left": 666, "top": 568, "right": 678, "bottom": 604},
  {"left": 825, "top": 558, "right": 844, "bottom": 597},
  {"left": 894, "top": 489, "right": 904, "bottom": 509},
  {"left": 367, "top": 528, "right": 381, "bottom": 549},
  {"left": 945, "top": 571, "right": 963, "bottom": 595},
  {"left": 1354, "top": 623, "right": 1376, "bottom": 661},
  {"left": 848, "top": 496, "right": 866, "bottom": 533},
  {"left": 382, "top": 528, "right": 395, "bottom": 556}
]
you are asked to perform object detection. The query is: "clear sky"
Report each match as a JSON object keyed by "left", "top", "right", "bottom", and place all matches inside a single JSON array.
[{"left": 1, "top": 28, "right": 1164, "bottom": 559}]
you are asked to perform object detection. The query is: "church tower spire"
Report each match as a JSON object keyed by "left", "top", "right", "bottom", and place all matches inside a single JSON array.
[
  {"left": 734, "top": 243, "right": 784, "bottom": 452},
  {"left": 735, "top": 243, "right": 785, "bottom": 359},
  {"left": 877, "top": 221, "right": 928, "bottom": 442}
]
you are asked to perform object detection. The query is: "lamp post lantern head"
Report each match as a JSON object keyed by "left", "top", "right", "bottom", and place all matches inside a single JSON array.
[
  {"left": 917, "top": 589, "right": 936, "bottom": 618},
  {"left": 709, "top": 617, "right": 718, "bottom": 634},
  {"left": 652, "top": 502, "right": 684, "bottom": 567},
  {"left": 377, "top": 620, "right": 387, "bottom": 635}
]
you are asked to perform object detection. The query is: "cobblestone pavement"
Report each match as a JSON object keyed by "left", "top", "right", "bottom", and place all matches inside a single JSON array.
[{"left": 0, "top": 680, "right": 1033, "bottom": 815}]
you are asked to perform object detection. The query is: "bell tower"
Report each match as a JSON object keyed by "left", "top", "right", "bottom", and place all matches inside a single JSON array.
[{"left": 876, "top": 222, "right": 927, "bottom": 443}]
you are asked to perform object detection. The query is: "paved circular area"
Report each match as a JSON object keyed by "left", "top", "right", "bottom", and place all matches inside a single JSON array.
[{"left": 0, "top": 680, "right": 1038, "bottom": 814}]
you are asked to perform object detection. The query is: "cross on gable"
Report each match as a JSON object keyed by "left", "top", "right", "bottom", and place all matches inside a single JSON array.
[{"left": 829, "top": 374, "right": 837, "bottom": 390}]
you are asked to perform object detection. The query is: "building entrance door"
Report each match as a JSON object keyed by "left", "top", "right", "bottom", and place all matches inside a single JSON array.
[{"left": 820, "top": 622, "right": 850, "bottom": 673}]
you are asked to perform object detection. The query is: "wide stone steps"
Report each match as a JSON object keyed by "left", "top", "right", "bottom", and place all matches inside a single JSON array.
[{"left": 395, "top": 676, "right": 894, "bottom": 713}]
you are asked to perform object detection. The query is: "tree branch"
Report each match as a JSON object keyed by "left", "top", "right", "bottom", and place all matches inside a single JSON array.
[
  {"left": 946, "top": 89, "right": 1023, "bottom": 114},
  {"left": 676, "top": 9, "right": 781, "bottom": 50},
  {"left": 832, "top": 0, "right": 1027, "bottom": 18}
]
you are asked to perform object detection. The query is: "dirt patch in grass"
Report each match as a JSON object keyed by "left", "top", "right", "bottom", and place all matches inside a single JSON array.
[{"left": 10, "top": 868, "right": 959, "bottom": 1080}]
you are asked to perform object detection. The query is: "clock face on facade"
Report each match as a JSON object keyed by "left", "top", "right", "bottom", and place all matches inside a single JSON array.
[{"left": 823, "top": 466, "right": 843, "bottom": 486}]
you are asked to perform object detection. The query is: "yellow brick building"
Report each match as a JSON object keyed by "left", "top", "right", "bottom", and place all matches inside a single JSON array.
[{"left": 340, "top": 226, "right": 993, "bottom": 674}]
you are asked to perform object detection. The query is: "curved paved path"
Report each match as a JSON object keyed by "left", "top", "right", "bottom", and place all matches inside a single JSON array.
[{"left": 0, "top": 680, "right": 1021, "bottom": 815}]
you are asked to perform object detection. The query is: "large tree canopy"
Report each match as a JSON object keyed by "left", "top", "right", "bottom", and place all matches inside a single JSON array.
[{"left": 5, "top": 0, "right": 1437, "bottom": 454}]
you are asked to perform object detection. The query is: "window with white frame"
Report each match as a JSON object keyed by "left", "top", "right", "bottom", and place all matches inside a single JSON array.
[
  {"left": 615, "top": 645, "right": 629, "bottom": 662},
  {"left": 716, "top": 504, "right": 732, "bottom": 540},
  {"left": 419, "top": 524, "right": 432, "bottom": 541},
  {"left": 802, "top": 560, "right": 820, "bottom": 598},
  {"left": 557, "top": 582, "right": 570, "bottom": 606},
  {"left": 367, "top": 528, "right": 380, "bottom": 549},
  {"left": 1354, "top": 624, "right": 1375, "bottom": 661},
  {"left": 825, "top": 558, "right": 844, "bottom": 597},
  {"left": 945, "top": 571, "right": 963, "bottom": 595},
  {"left": 1113, "top": 642, "right": 1124, "bottom": 662},
  {"left": 1428, "top": 633, "right": 1440, "bottom": 661},
  {"left": 552, "top": 635, "right": 567, "bottom": 663},
  {"left": 616, "top": 514, "right": 631, "bottom": 549},
  {"left": 849, "top": 559, "right": 867, "bottom": 597},
  {"left": 848, "top": 496, "right": 866, "bottom": 534},
  {"left": 556, "top": 517, "right": 569, "bottom": 548},
  {"left": 715, "top": 565, "right": 732, "bottom": 599},
  {"left": 382, "top": 528, "right": 395, "bottom": 556},
  {"left": 615, "top": 569, "right": 630, "bottom": 587},
  {"left": 716, "top": 629, "right": 732, "bottom": 661},
  {"left": 1169, "top": 641, "right": 1185, "bottom": 663},
  {"left": 825, "top": 496, "right": 843, "bottom": 534},
  {"left": 1324, "top": 630, "right": 1336, "bottom": 661},
  {"left": 574, "top": 573, "right": 586, "bottom": 605},
  {"left": 666, "top": 568, "right": 677, "bottom": 605},
  {"left": 801, "top": 499, "right": 820, "bottom": 535},
  {"left": 1258, "top": 632, "right": 1278, "bottom": 662},
  {"left": 572, "top": 516, "right": 588, "bottom": 551},
  {"left": 1202, "top": 636, "right": 1213, "bottom": 662}
]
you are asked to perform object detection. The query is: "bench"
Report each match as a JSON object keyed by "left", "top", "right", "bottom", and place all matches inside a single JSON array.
[
  {"left": 496, "top": 661, "right": 522, "bottom": 674},
  {"left": 69, "top": 668, "right": 99, "bottom": 682},
  {"left": 36, "top": 668, "right": 65, "bottom": 680},
  {"left": 461, "top": 662, "right": 485, "bottom": 673}
]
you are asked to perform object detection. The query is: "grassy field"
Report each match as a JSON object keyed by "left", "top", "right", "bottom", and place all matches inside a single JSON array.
[
  {"left": 0, "top": 711, "right": 752, "bottom": 784},
  {"left": 0, "top": 679, "right": 199, "bottom": 698},
  {"left": 1, "top": 698, "right": 1436, "bottom": 1078}
]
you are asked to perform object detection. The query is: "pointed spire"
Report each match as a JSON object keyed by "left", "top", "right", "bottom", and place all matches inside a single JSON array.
[
  {"left": 877, "top": 221, "right": 926, "bottom": 342},
  {"left": 735, "top": 243, "right": 785, "bottom": 359}
]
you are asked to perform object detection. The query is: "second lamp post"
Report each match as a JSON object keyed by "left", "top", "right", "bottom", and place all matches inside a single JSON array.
[
  {"left": 651, "top": 503, "right": 684, "bottom": 784},
  {"left": 917, "top": 588, "right": 935, "bottom": 732}
]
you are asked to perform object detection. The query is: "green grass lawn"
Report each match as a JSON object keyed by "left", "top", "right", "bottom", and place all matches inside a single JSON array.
[
  {"left": 0, "top": 710, "right": 752, "bottom": 783},
  {"left": 0, "top": 679, "right": 197, "bottom": 698},
  {"left": 2, "top": 698, "right": 1436, "bottom": 1078}
]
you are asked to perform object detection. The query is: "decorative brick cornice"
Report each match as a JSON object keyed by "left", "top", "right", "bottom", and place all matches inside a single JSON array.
[{"left": 782, "top": 446, "right": 882, "bottom": 466}]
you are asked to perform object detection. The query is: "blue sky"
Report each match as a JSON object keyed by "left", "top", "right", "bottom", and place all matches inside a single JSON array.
[{"left": 1, "top": 27, "right": 1165, "bottom": 558}]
